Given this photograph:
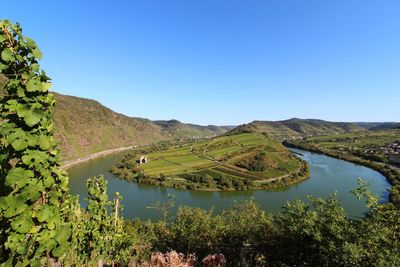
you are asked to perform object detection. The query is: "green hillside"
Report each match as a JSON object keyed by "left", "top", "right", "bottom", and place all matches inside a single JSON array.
[
  {"left": 154, "top": 119, "right": 233, "bottom": 138},
  {"left": 52, "top": 93, "right": 231, "bottom": 162},
  {"left": 354, "top": 122, "right": 400, "bottom": 131},
  {"left": 229, "top": 118, "right": 365, "bottom": 140},
  {"left": 111, "top": 132, "right": 309, "bottom": 191}
]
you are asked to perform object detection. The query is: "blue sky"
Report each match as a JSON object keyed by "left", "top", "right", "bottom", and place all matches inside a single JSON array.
[{"left": 2, "top": 1, "right": 399, "bottom": 125}]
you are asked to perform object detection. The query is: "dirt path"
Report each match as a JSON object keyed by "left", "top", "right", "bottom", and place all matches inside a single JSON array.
[{"left": 61, "top": 146, "right": 135, "bottom": 170}]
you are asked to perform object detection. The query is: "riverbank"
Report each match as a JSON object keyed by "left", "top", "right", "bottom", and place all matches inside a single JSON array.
[
  {"left": 284, "top": 141, "right": 400, "bottom": 207},
  {"left": 61, "top": 146, "right": 135, "bottom": 170}
]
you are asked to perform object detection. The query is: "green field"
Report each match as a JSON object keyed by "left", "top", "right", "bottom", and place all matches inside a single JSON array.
[{"left": 111, "top": 133, "right": 309, "bottom": 191}]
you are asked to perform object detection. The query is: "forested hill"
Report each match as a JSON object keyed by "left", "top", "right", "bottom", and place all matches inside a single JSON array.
[
  {"left": 154, "top": 119, "right": 234, "bottom": 138},
  {"left": 354, "top": 122, "right": 400, "bottom": 131},
  {"left": 52, "top": 93, "right": 231, "bottom": 162},
  {"left": 228, "top": 118, "right": 365, "bottom": 140}
]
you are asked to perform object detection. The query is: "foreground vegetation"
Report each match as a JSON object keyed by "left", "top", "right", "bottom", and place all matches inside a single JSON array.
[
  {"left": 1, "top": 20, "right": 399, "bottom": 266},
  {"left": 136, "top": 188, "right": 400, "bottom": 266},
  {"left": 111, "top": 132, "right": 309, "bottom": 191},
  {"left": 284, "top": 130, "right": 400, "bottom": 207}
]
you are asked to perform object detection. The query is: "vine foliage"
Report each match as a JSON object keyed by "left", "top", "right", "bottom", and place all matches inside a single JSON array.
[
  {"left": 0, "top": 19, "right": 72, "bottom": 266},
  {"left": 74, "top": 176, "right": 130, "bottom": 265}
]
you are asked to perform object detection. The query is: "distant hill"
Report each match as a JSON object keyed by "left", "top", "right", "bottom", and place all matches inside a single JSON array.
[
  {"left": 52, "top": 93, "right": 231, "bottom": 162},
  {"left": 154, "top": 120, "right": 234, "bottom": 138},
  {"left": 228, "top": 118, "right": 365, "bottom": 140},
  {"left": 354, "top": 122, "right": 400, "bottom": 131}
]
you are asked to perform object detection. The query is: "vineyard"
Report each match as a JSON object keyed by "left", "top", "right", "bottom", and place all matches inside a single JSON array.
[{"left": 111, "top": 132, "right": 310, "bottom": 191}]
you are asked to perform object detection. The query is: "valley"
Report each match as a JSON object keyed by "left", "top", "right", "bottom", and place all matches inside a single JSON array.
[{"left": 52, "top": 93, "right": 232, "bottom": 162}]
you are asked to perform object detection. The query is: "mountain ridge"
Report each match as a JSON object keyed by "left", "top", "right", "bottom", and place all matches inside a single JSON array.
[
  {"left": 228, "top": 118, "right": 366, "bottom": 140},
  {"left": 52, "top": 92, "right": 232, "bottom": 162}
]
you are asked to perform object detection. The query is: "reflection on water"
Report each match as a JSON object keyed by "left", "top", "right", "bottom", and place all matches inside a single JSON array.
[{"left": 68, "top": 148, "right": 390, "bottom": 221}]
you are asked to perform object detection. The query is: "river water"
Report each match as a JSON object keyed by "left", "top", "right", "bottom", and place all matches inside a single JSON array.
[{"left": 67, "top": 148, "right": 390, "bottom": 220}]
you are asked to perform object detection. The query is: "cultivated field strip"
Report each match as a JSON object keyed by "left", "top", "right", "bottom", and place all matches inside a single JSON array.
[{"left": 140, "top": 133, "right": 303, "bottom": 181}]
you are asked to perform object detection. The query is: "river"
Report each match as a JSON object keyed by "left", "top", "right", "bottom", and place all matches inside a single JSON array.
[{"left": 67, "top": 148, "right": 390, "bottom": 220}]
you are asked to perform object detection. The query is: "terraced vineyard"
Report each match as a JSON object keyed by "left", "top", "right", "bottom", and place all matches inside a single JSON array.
[{"left": 111, "top": 133, "right": 309, "bottom": 191}]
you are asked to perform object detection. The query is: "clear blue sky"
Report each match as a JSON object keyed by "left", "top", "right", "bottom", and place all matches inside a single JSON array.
[{"left": 2, "top": 1, "right": 399, "bottom": 125}]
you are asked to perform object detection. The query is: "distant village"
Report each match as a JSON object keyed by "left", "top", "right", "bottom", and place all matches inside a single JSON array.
[{"left": 364, "top": 141, "right": 400, "bottom": 167}]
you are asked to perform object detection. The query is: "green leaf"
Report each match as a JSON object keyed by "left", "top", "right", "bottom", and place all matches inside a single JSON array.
[
  {"left": 3, "top": 196, "right": 28, "bottom": 218},
  {"left": 30, "top": 63, "right": 40, "bottom": 72},
  {"left": 55, "top": 224, "right": 71, "bottom": 244},
  {"left": 16, "top": 243, "right": 27, "bottom": 255},
  {"left": 26, "top": 78, "right": 42, "bottom": 92},
  {"left": 42, "top": 82, "right": 51, "bottom": 91},
  {"left": 24, "top": 36, "right": 36, "bottom": 48},
  {"left": 36, "top": 204, "right": 55, "bottom": 223},
  {"left": 47, "top": 213, "right": 61, "bottom": 230},
  {"left": 24, "top": 109, "right": 42, "bottom": 127},
  {"left": 0, "top": 63, "right": 7, "bottom": 71},
  {"left": 1, "top": 48, "right": 14, "bottom": 62},
  {"left": 19, "top": 182, "right": 41, "bottom": 202},
  {"left": 11, "top": 138, "right": 28, "bottom": 151},
  {"left": 7, "top": 129, "right": 30, "bottom": 151},
  {"left": 0, "top": 197, "right": 7, "bottom": 211},
  {"left": 52, "top": 243, "right": 68, "bottom": 258},
  {"left": 42, "top": 175, "right": 54, "bottom": 188},
  {"left": 22, "top": 150, "right": 48, "bottom": 167},
  {"left": 32, "top": 48, "right": 42, "bottom": 59},
  {"left": 38, "top": 135, "right": 51, "bottom": 150},
  {"left": 11, "top": 212, "right": 34, "bottom": 234},
  {"left": 5, "top": 168, "right": 34, "bottom": 191}
]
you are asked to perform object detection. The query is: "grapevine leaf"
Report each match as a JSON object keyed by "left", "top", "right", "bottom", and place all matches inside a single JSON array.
[
  {"left": 3, "top": 196, "right": 28, "bottom": 218},
  {"left": 0, "top": 63, "right": 7, "bottom": 71},
  {"left": 42, "top": 82, "right": 51, "bottom": 91},
  {"left": 7, "top": 129, "right": 31, "bottom": 150},
  {"left": 52, "top": 243, "right": 69, "bottom": 258},
  {"left": 22, "top": 150, "right": 48, "bottom": 167},
  {"left": 16, "top": 243, "right": 27, "bottom": 255},
  {"left": 26, "top": 78, "right": 42, "bottom": 92},
  {"left": 24, "top": 109, "right": 43, "bottom": 127},
  {"left": 47, "top": 213, "right": 61, "bottom": 230},
  {"left": 1, "top": 48, "right": 14, "bottom": 62},
  {"left": 36, "top": 204, "right": 55, "bottom": 223},
  {"left": 0, "top": 197, "right": 7, "bottom": 211},
  {"left": 32, "top": 48, "right": 42, "bottom": 59},
  {"left": 11, "top": 138, "right": 28, "bottom": 151},
  {"left": 24, "top": 36, "right": 36, "bottom": 48},
  {"left": 5, "top": 167, "right": 34, "bottom": 190},
  {"left": 43, "top": 175, "right": 54, "bottom": 188},
  {"left": 55, "top": 224, "right": 71, "bottom": 244},
  {"left": 20, "top": 181, "right": 42, "bottom": 202},
  {"left": 38, "top": 135, "right": 51, "bottom": 150},
  {"left": 11, "top": 212, "right": 34, "bottom": 234}
]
